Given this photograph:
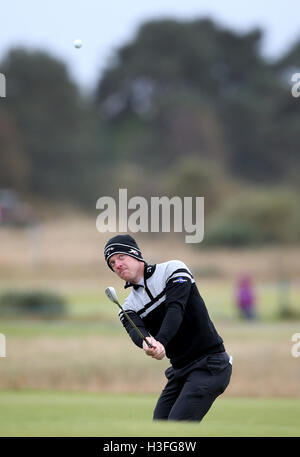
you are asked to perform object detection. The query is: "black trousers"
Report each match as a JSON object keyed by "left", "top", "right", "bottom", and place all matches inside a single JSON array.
[{"left": 153, "top": 351, "right": 232, "bottom": 422}]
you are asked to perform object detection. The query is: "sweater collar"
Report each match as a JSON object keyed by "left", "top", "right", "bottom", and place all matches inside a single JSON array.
[{"left": 124, "top": 263, "right": 156, "bottom": 289}]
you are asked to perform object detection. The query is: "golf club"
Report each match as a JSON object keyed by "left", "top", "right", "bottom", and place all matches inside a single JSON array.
[{"left": 105, "top": 286, "right": 154, "bottom": 348}]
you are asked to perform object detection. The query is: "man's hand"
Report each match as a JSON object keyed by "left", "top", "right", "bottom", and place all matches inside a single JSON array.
[{"left": 143, "top": 336, "right": 165, "bottom": 360}]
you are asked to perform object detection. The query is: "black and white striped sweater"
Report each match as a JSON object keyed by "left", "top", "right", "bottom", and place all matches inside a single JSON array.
[{"left": 119, "top": 260, "right": 225, "bottom": 369}]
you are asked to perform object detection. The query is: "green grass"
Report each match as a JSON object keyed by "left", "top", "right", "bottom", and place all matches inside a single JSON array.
[
  {"left": 63, "top": 281, "right": 300, "bottom": 321},
  {"left": 0, "top": 390, "right": 299, "bottom": 437},
  {"left": 1, "top": 280, "right": 299, "bottom": 323},
  {"left": 0, "top": 315, "right": 299, "bottom": 339},
  {"left": 0, "top": 318, "right": 121, "bottom": 337}
]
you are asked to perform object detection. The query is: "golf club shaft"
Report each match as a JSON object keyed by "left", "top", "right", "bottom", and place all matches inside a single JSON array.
[{"left": 116, "top": 303, "right": 153, "bottom": 348}]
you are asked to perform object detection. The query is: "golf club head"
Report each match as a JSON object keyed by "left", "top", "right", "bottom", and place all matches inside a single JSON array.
[
  {"left": 105, "top": 286, "right": 153, "bottom": 349},
  {"left": 105, "top": 286, "right": 119, "bottom": 305}
]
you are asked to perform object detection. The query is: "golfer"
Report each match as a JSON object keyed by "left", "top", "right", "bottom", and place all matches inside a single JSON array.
[{"left": 104, "top": 234, "right": 232, "bottom": 422}]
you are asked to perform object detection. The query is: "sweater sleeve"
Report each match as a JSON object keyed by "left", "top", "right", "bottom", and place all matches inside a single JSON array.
[
  {"left": 119, "top": 309, "right": 151, "bottom": 348},
  {"left": 155, "top": 266, "right": 192, "bottom": 347}
]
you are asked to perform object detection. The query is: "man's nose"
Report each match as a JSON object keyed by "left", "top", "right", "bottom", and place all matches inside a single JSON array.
[{"left": 114, "top": 258, "right": 123, "bottom": 268}]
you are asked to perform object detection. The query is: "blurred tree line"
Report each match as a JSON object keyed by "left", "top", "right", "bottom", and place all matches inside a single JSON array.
[{"left": 0, "top": 18, "right": 299, "bottom": 244}]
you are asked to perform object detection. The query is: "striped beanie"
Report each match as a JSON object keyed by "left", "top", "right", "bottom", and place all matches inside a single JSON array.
[{"left": 104, "top": 234, "right": 145, "bottom": 271}]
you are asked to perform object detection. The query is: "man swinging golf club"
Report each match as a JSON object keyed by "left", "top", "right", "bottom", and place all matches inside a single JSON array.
[{"left": 104, "top": 234, "right": 232, "bottom": 422}]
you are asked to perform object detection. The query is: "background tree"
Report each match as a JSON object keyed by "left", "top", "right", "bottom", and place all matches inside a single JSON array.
[
  {"left": 1, "top": 18, "right": 299, "bottom": 244},
  {"left": 0, "top": 108, "right": 30, "bottom": 190},
  {"left": 95, "top": 18, "right": 300, "bottom": 184},
  {"left": 1, "top": 48, "right": 102, "bottom": 205}
]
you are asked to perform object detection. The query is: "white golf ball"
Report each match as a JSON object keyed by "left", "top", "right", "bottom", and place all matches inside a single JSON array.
[{"left": 74, "top": 39, "right": 82, "bottom": 49}]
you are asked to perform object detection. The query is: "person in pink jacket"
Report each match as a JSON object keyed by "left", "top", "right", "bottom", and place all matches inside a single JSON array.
[{"left": 236, "top": 275, "right": 256, "bottom": 320}]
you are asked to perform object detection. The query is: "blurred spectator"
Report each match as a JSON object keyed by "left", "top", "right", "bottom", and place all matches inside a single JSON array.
[{"left": 236, "top": 275, "right": 256, "bottom": 320}]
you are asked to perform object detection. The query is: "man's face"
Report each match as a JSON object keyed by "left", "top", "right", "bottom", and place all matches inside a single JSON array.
[{"left": 109, "top": 253, "right": 144, "bottom": 283}]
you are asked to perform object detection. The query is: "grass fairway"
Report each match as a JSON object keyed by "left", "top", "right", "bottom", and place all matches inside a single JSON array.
[{"left": 0, "top": 390, "right": 299, "bottom": 437}]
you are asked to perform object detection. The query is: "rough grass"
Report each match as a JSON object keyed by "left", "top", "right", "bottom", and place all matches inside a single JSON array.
[
  {"left": 0, "top": 217, "right": 299, "bottom": 283},
  {"left": 0, "top": 390, "right": 299, "bottom": 437},
  {"left": 0, "top": 218, "right": 300, "bottom": 398},
  {"left": 0, "top": 321, "right": 300, "bottom": 396}
]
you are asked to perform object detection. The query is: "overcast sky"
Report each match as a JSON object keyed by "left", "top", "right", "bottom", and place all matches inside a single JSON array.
[{"left": 1, "top": 0, "right": 299, "bottom": 91}]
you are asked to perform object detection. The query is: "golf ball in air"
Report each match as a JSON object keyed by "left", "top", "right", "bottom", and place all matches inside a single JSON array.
[{"left": 74, "top": 39, "right": 82, "bottom": 49}]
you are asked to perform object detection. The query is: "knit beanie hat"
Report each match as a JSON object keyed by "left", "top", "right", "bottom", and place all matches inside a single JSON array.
[{"left": 104, "top": 234, "right": 145, "bottom": 271}]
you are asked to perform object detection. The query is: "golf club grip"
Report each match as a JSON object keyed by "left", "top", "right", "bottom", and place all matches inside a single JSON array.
[
  {"left": 121, "top": 308, "right": 154, "bottom": 348},
  {"left": 144, "top": 337, "right": 154, "bottom": 349}
]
